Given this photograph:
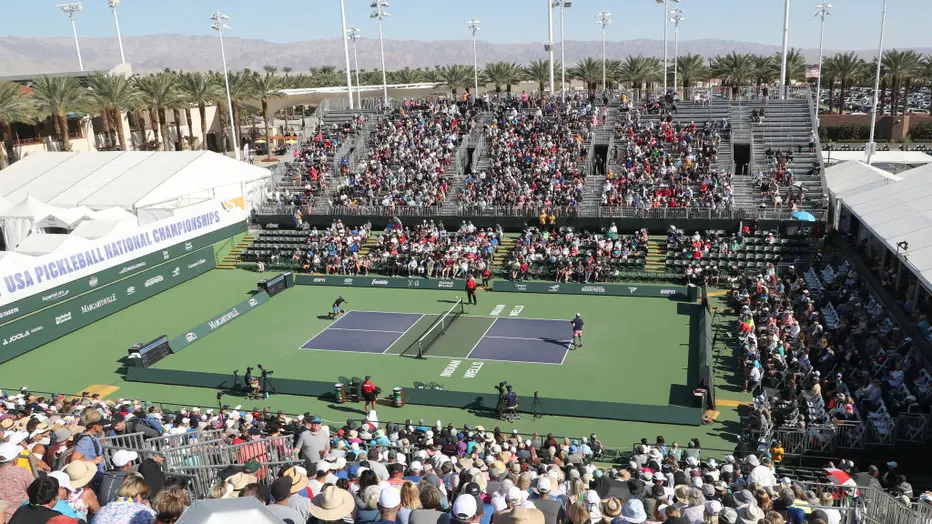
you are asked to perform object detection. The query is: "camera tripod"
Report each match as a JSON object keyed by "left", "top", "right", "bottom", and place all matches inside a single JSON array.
[{"left": 531, "top": 391, "right": 543, "bottom": 419}]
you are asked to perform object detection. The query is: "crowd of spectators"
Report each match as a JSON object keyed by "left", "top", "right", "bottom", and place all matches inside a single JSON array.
[
  {"left": 502, "top": 224, "right": 647, "bottom": 282},
  {"left": 331, "top": 100, "right": 478, "bottom": 209},
  {"left": 2, "top": 387, "right": 929, "bottom": 524},
  {"left": 366, "top": 220, "right": 499, "bottom": 279},
  {"left": 602, "top": 108, "right": 733, "bottom": 212},
  {"left": 458, "top": 98, "right": 594, "bottom": 214},
  {"left": 730, "top": 257, "right": 930, "bottom": 465},
  {"left": 290, "top": 220, "right": 373, "bottom": 275}
]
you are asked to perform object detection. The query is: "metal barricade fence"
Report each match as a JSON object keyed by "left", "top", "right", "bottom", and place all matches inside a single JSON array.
[{"left": 97, "top": 432, "right": 148, "bottom": 467}]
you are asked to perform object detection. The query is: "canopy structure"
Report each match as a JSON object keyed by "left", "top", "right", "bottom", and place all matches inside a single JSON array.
[
  {"left": 0, "top": 251, "right": 34, "bottom": 275},
  {"left": 841, "top": 162, "right": 932, "bottom": 292},
  {"left": 13, "top": 233, "right": 90, "bottom": 256},
  {"left": 0, "top": 151, "right": 270, "bottom": 221},
  {"left": 0, "top": 195, "right": 76, "bottom": 249},
  {"left": 70, "top": 218, "right": 139, "bottom": 240}
]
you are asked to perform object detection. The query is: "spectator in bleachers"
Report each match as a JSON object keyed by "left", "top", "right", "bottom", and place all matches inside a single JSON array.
[
  {"left": 0, "top": 442, "right": 33, "bottom": 521},
  {"left": 368, "top": 221, "right": 497, "bottom": 279},
  {"left": 506, "top": 227, "right": 646, "bottom": 283},
  {"left": 92, "top": 474, "right": 156, "bottom": 524}
]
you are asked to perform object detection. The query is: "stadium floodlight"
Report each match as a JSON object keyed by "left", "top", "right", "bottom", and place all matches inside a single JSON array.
[
  {"left": 57, "top": 3, "right": 85, "bottom": 71},
  {"left": 347, "top": 26, "right": 362, "bottom": 108},
  {"left": 467, "top": 19, "right": 481, "bottom": 99},
  {"left": 814, "top": 3, "right": 832, "bottom": 127},
  {"left": 370, "top": 0, "right": 391, "bottom": 106},
  {"left": 210, "top": 11, "right": 240, "bottom": 161},
  {"left": 779, "top": 0, "right": 790, "bottom": 99},
  {"left": 339, "top": 0, "right": 355, "bottom": 109},
  {"left": 106, "top": 0, "right": 126, "bottom": 64},
  {"left": 867, "top": 0, "right": 888, "bottom": 166},
  {"left": 669, "top": 8, "right": 685, "bottom": 97},
  {"left": 546, "top": 0, "right": 554, "bottom": 94},
  {"left": 554, "top": 1, "right": 572, "bottom": 102},
  {"left": 656, "top": 0, "right": 680, "bottom": 95},
  {"left": 596, "top": 10, "right": 611, "bottom": 91}
]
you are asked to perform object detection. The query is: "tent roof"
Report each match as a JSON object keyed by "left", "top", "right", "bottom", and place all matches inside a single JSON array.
[
  {"left": 70, "top": 218, "right": 138, "bottom": 240},
  {"left": 0, "top": 151, "right": 270, "bottom": 211},
  {"left": 0, "top": 195, "right": 68, "bottom": 220},
  {"left": 825, "top": 160, "right": 900, "bottom": 199},
  {"left": 824, "top": 150, "right": 932, "bottom": 165},
  {"left": 13, "top": 234, "right": 90, "bottom": 256},
  {"left": 843, "top": 162, "right": 932, "bottom": 291}
]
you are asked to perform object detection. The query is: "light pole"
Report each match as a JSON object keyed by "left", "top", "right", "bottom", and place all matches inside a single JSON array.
[
  {"left": 814, "top": 3, "right": 832, "bottom": 127},
  {"left": 370, "top": 1, "right": 390, "bottom": 106},
  {"left": 57, "top": 3, "right": 84, "bottom": 71},
  {"left": 339, "top": 0, "right": 354, "bottom": 110},
  {"left": 547, "top": 0, "right": 555, "bottom": 94},
  {"left": 669, "top": 8, "right": 685, "bottom": 98},
  {"left": 347, "top": 26, "right": 362, "bottom": 109},
  {"left": 107, "top": 0, "right": 126, "bottom": 64},
  {"left": 658, "top": 0, "right": 680, "bottom": 95},
  {"left": 210, "top": 11, "right": 240, "bottom": 161},
  {"left": 596, "top": 9, "right": 611, "bottom": 92},
  {"left": 867, "top": 0, "right": 888, "bottom": 166},
  {"left": 467, "top": 19, "right": 480, "bottom": 99},
  {"left": 554, "top": 1, "right": 572, "bottom": 102},
  {"left": 779, "top": 0, "right": 791, "bottom": 99}
]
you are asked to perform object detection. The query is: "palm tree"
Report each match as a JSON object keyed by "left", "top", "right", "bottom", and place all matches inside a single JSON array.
[
  {"left": 208, "top": 72, "right": 231, "bottom": 153},
  {"left": 263, "top": 65, "right": 279, "bottom": 77},
  {"left": 136, "top": 72, "right": 180, "bottom": 151},
  {"left": 616, "top": 56, "right": 661, "bottom": 101},
  {"left": 227, "top": 71, "right": 253, "bottom": 146},
  {"left": 30, "top": 75, "right": 86, "bottom": 152},
  {"left": 437, "top": 65, "right": 473, "bottom": 97},
  {"left": 751, "top": 55, "right": 778, "bottom": 97},
  {"left": 822, "top": 52, "right": 866, "bottom": 114},
  {"left": 675, "top": 54, "right": 708, "bottom": 100},
  {"left": 483, "top": 62, "right": 523, "bottom": 93},
  {"left": 921, "top": 55, "right": 932, "bottom": 113},
  {"left": 710, "top": 52, "right": 755, "bottom": 100},
  {"left": 391, "top": 67, "right": 424, "bottom": 84},
  {"left": 775, "top": 48, "right": 807, "bottom": 91},
  {"left": 569, "top": 57, "right": 603, "bottom": 95},
  {"left": 524, "top": 59, "right": 552, "bottom": 93},
  {"left": 87, "top": 74, "right": 138, "bottom": 151},
  {"left": 250, "top": 72, "right": 283, "bottom": 160},
  {"left": 882, "top": 49, "right": 922, "bottom": 115},
  {"left": 0, "top": 82, "right": 34, "bottom": 169},
  {"left": 177, "top": 72, "right": 219, "bottom": 151}
]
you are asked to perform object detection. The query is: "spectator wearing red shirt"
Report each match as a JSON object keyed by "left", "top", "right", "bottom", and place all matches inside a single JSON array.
[
  {"left": 361, "top": 377, "right": 377, "bottom": 415},
  {"left": 465, "top": 275, "right": 478, "bottom": 306}
]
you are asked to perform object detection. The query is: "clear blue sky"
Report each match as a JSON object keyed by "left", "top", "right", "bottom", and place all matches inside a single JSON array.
[{"left": 5, "top": 0, "right": 929, "bottom": 50}]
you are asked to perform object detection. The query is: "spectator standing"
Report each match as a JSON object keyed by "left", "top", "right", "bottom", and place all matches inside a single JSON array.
[
  {"left": 0, "top": 443, "right": 34, "bottom": 521},
  {"left": 362, "top": 377, "right": 378, "bottom": 415},
  {"left": 71, "top": 416, "right": 108, "bottom": 473},
  {"left": 295, "top": 416, "right": 330, "bottom": 472},
  {"left": 465, "top": 276, "right": 478, "bottom": 306},
  {"left": 98, "top": 449, "right": 138, "bottom": 505}
]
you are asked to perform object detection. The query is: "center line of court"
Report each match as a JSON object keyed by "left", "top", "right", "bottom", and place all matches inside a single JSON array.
[
  {"left": 327, "top": 327, "right": 407, "bottom": 334},
  {"left": 465, "top": 318, "right": 498, "bottom": 360},
  {"left": 382, "top": 314, "right": 426, "bottom": 354}
]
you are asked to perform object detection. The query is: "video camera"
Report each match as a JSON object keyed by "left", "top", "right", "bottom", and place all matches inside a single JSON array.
[
  {"left": 257, "top": 364, "right": 273, "bottom": 376},
  {"left": 494, "top": 381, "right": 510, "bottom": 395}
]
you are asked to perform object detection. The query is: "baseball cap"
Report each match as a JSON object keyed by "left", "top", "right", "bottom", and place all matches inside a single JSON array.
[
  {"left": 111, "top": 449, "right": 138, "bottom": 468},
  {"left": 271, "top": 477, "right": 292, "bottom": 502},
  {"left": 48, "top": 471, "right": 73, "bottom": 492},
  {"left": 453, "top": 494, "right": 478, "bottom": 520},
  {"left": 379, "top": 487, "right": 401, "bottom": 508},
  {"left": 243, "top": 460, "right": 261, "bottom": 474},
  {"left": 0, "top": 442, "right": 19, "bottom": 462},
  {"left": 314, "top": 461, "right": 332, "bottom": 474},
  {"left": 310, "top": 416, "right": 323, "bottom": 424}
]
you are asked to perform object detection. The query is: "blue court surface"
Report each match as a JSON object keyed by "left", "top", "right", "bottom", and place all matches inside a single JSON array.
[{"left": 300, "top": 311, "right": 570, "bottom": 365}]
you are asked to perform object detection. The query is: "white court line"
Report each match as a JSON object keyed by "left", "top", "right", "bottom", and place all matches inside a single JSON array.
[
  {"left": 299, "top": 346, "right": 396, "bottom": 355},
  {"left": 335, "top": 308, "right": 565, "bottom": 324},
  {"left": 464, "top": 318, "right": 498, "bottom": 360},
  {"left": 326, "top": 327, "right": 407, "bottom": 334},
  {"left": 382, "top": 314, "right": 426, "bottom": 354}
]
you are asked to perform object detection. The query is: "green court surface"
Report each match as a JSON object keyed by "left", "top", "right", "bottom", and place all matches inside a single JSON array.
[{"left": 0, "top": 269, "right": 745, "bottom": 451}]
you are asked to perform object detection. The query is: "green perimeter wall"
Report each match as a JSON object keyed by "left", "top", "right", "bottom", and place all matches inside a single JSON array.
[
  {"left": 493, "top": 280, "right": 693, "bottom": 300},
  {"left": 294, "top": 274, "right": 462, "bottom": 291},
  {"left": 169, "top": 290, "right": 271, "bottom": 353},
  {"left": 0, "top": 246, "right": 216, "bottom": 365},
  {"left": 0, "top": 222, "right": 245, "bottom": 325}
]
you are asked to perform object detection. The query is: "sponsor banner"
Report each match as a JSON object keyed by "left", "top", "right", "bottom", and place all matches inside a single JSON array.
[
  {"left": 0, "top": 200, "right": 246, "bottom": 307},
  {"left": 0, "top": 247, "right": 216, "bottom": 365},
  {"left": 294, "top": 274, "right": 461, "bottom": 291},
  {"left": 491, "top": 280, "right": 688, "bottom": 299},
  {"left": 169, "top": 290, "right": 270, "bottom": 353},
  {"left": 0, "top": 222, "right": 244, "bottom": 324}
]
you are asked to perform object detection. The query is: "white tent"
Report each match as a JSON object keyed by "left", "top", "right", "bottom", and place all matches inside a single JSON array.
[
  {"left": 0, "top": 251, "right": 34, "bottom": 276},
  {"left": 0, "top": 195, "right": 75, "bottom": 249},
  {"left": 71, "top": 218, "right": 139, "bottom": 240},
  {"left": 0, "top": 151, "right": 270, "bottom": 223},
  {"left": 842, "top": 162, "right": 932, "bottom": 292},
  {"left": 13, "top": 233, "right": 90, "bottom": 256}
]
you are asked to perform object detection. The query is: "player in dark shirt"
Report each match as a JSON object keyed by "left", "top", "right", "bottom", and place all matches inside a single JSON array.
[
  {"left": 570, "top": 313, "right": 584, "bottom": 349},
  {"left": 329, "top": 295, "right": 347, "bottom": 319}
]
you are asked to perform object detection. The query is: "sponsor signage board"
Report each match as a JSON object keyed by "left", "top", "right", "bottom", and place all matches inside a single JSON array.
[
  {"left": 294, "top": 274, "right": 461, "bottom": 291},
  {"left": 0, "top": 246, "right": 216, "bottom": 365},
  {"left": 0, "top": 222, "right": 244, "bottom": 325},
  {"left": 492, "top": 280, "right": 688, "bottom": 299},
  {"left": 169, "top": 289, "right": 270, "bottom": 353}
]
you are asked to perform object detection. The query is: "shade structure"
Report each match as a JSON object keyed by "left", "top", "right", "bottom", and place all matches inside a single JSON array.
[
  {"left": 70, "top": 218, "right": 139, "bottom": 240},
  {"left": 0, "top": 194, "right": 74, "bottom": 249},
  {"left": 13, "top": 233, "right": 90, "bottom": 257},
  {"left": 791, "top": 211, "right": 816, "bottom": 222}
]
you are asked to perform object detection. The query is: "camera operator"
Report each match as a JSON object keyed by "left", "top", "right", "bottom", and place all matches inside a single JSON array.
[{"left": 495, "top": 382, "right": 518, "bottom": 418}]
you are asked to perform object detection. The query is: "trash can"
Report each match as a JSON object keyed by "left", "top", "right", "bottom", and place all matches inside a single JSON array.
[
  {"left": 392, "top": 387, "right": 404, "bottom": 407},
  {"left": 334, "top": 383, "right": 346, "bottom": 404}
]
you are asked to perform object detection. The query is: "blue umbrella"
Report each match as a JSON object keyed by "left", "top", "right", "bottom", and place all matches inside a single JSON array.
[{"left": 792, "top": 211, "right": 816, "bottom": 222}]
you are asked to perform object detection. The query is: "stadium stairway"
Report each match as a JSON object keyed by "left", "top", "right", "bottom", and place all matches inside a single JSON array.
[
  {"left": 644, "top": 237, "right": 668, "bottom": 272},
  {"left": 216, "top": 233, "right": 257, "bottom": 269},
  {"left": 750, "top": 99, "right": 824, "bottom": 198},
  {"left": 493, "top": 236, "right": 517, "bottom": 274}
]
